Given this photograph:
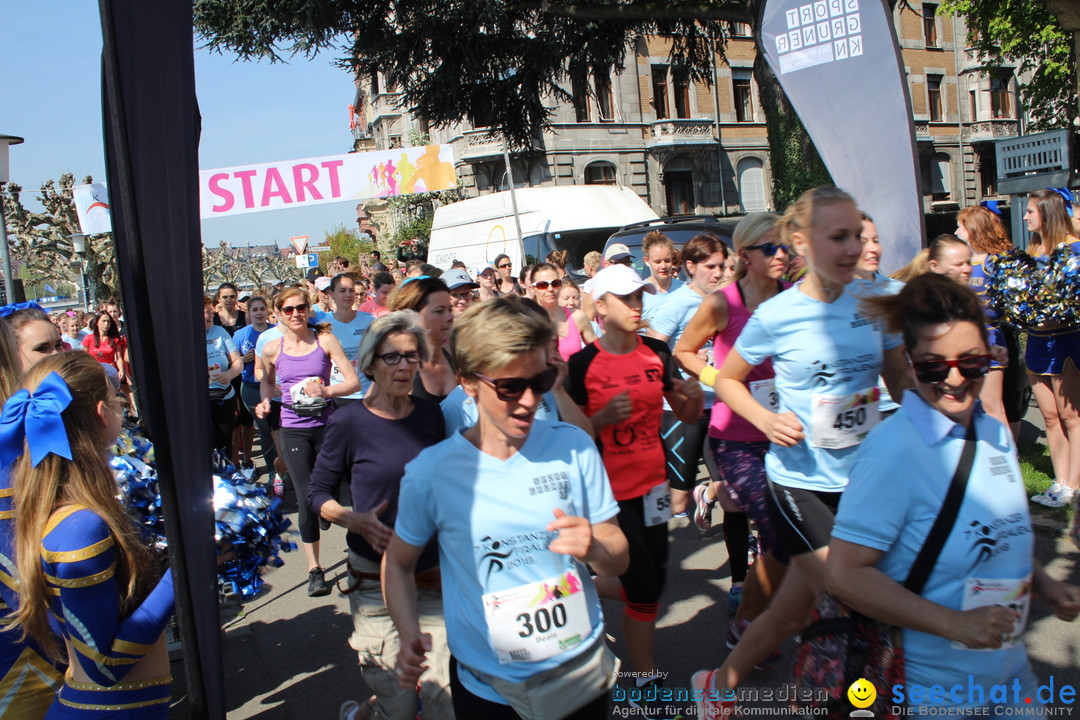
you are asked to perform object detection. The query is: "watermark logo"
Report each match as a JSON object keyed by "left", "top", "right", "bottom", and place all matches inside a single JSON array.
[{"left": 848, "top": 678, "right": 877, "bottom": 717}]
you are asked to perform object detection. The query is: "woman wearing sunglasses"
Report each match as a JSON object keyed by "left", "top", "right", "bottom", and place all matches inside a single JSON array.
[
  {"left": 256, "top": 287, "right": 361, "bottom": 597},
  {"left": 492, "top": 253, "right": 525, "bottom": 297},
  {"left": 828, "top": 273, "right": 1080, "bottom": 716},
  {"left": 531, "top": 263, "right": 597, "bottom": 361},
  {"left": 567, "top": 264, "right": 704, "bottom": 710},
  {"left": 692, "top": 186, "right": 909, "bottom": 718},
  {"left": 673, "top": 213, "right": 790, "bottom": 634},
  {"left": 385, "top": 296, "right": 629, "bottom": 719}
]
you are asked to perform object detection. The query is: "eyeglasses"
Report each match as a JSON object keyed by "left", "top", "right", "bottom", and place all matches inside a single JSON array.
[
  {"left": 745, "top": 243, "right": 789, "bottom": 257},
  {"left": 531, "top": 279, "right": 563, "bottom": 290},
  {"left": 376, "top": 350, "right": 423, "bottom": 366},
  {"left": 910, "top": 355, "right": 992, "bottom": 384},
  {"left": 474, "top": 365, "right": 559, "bottom": 402},
  {"left": 497, "top": 263, "right": 512, "bottom": 269},
  {"left": 450, "top": 290, "right": 475, "bottom": 302},
  {"left": 280, "top": 303, "right": 310, "bottom": 316}
]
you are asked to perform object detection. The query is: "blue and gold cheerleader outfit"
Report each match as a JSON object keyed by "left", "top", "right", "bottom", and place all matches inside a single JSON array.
[
  {"left": 1025, "top": 240, "right": 1080, "bottom": 376},
  {"left": 0, "top": 473, "right": 65, "bottom": 719},
  {"left": 40, "top": 505, "right": 174, "bottom": 718},
  {"left": 969, "top": 255, "right": 1009, "bottom": 369}
]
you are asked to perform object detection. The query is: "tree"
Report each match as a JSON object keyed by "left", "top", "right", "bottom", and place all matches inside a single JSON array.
[
  {"left": 2, "top": 173, "right": 119, "bottom": 305},
  {"left": 940, "top": 0, "right": 1077, "bottom": 130},
  {"left": 320, "top": 224, "right": 373, "bottom": 269},
  {"left": 202, "top": 242, "right": 298, "bottom": 290}
]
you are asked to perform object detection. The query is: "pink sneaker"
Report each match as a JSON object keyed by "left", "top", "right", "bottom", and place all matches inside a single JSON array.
[
  {"left": 691, "top": 670, "right": 736, "bottom": 718},
  {"left": 693, "top": 483, "right": 717, "bottom": 533}
]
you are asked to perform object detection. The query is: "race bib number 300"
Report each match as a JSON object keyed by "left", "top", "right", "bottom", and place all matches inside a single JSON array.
[
  {"left": 810, "top": 386, "right": 881, "bottom": 449},
  {"left": 482, "top": 570, "right": 591, "bottom": 664}
]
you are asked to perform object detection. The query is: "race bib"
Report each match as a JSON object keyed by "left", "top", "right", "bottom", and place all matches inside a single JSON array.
[
  {"left": 810, "top": 386, "right": 881, "bottom": 449},
  {"left": 482, "top": 570, "right": 591, "bottom": 664},
  {"left": 954, "top": 575, "right": 1032, "bottom": 650},
  {"left": 643, "top": 482, "right": 672, "bottom": 527},
  {"left": 749, "top": 379, "right": 778, "bottom": 413}
]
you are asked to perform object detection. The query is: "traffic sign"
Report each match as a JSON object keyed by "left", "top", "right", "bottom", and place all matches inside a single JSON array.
[
  {"left": 290, "top": 235, "right": 309, "bottom": 255},
  {"left": 309, "top": 245, "right": 331, "bottom": 252},
  {"left": 294, "top": 253, "right": 319, "bottom": 269}
]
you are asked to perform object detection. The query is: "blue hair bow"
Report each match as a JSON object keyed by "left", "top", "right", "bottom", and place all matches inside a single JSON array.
[
  {"left": 1047, "top": 187, "right": 1074, "bottom": 217},
  {"left": 0, "top": 372, "right": 73, "bottom": 468},
  {"left": 0, "top": 302, "right": 45, "bottom": 319},
  {"left": 980, "top": 200, "right": 1002, "bottom": 216}
]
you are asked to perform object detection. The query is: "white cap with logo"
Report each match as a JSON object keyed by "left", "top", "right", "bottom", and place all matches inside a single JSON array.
[{"left": 589, "top": 264, "right": 656, "bottom": 300}]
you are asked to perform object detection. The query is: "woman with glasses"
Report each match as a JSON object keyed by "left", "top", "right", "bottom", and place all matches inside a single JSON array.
[
  {"left": 567, "top": 264, "right": 704, "bottom": 710},
  {"left": 531, "top": 263, "right": 597, "bottom": 361},
  {"left": 828, "top": 273, "right": 1080, "bottom": 716},
  {"left": 256, "top": 287, "right": 360, "bottom": 597},
  {"left": 386, "top": 277, "right": 456, "bottom": 403},
  {"left": 385, "top": 296, "right": 628, "bottom": 719},
  {"left": 492, "top": 253, "right": 524, "bottom": 296},
  {"left": 673, "top": 214, "right": 790, "bottom": 633},
  {"left": 309, "top": 311, "right": 452, "bottom": 720},
  {"left": 648, "top": 235, "right": 731, "bottom": 520},
  {"left": 692, "top": 187, "right": 909, "bottom": 718}
]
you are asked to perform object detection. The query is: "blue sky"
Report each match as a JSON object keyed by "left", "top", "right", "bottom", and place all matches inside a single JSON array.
[{"left": 1, "top": 2, "right": 360, "bottom": 249}]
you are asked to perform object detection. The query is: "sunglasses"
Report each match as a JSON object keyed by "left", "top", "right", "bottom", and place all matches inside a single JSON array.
[
  {"left": 745, "top": 243, "right": 789, "bottom": 257},
  {"left": 910, "top": 355, "right": 992, "bottom": 384},
  {"left": 531, "top": 279, "right": 563, "bottom": 290},
  {"left": 376, "top": 350, "right": 423, "bottom": 366},
  {"left": 497, "top": 263, "right": 512, "bottom": 269},
  {"left": 474, "top": 365, "right": 559, "bottom": 402},
  {"left": 280, "top": 303, "right": 310, "bottom": 316}
]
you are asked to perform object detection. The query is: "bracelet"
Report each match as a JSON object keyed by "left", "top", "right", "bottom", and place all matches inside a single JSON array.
[{"left": 698, "top": 365, "right": 719, "bottom": 388}]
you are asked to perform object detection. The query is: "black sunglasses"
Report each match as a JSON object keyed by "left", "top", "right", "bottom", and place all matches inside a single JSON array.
[
  {"left": 497, "top": 262, "right": 512, "bottom": 269},
  {"left": 376, "top": 350, "right": 423, "bottom": 366},
  {"left": 280, "top": 303, "right": 310, "bottom": 316},
  {"left": 474, "top": 365, "right": 559, "bottom": 402},
  {"left": 745, "top": 243, "right": 789, "bottom": 257},
  {"left": 911, "top": 355, "right": 992, "bottom": 384},
  {"left": 531, "top": 279, "right": 563, "bottom": 290}
]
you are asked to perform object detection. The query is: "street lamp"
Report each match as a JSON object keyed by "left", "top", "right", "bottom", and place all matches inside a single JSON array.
[
  {"left": 70, "top": 232, "right": 90, "bottom": 310},
  {"left": 0, "top": 134, "right": 25, "bottom": 305}
]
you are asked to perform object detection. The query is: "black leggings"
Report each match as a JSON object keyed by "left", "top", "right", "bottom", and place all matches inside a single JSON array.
[
  {"left": 240, "top": 382, "right": 277, "bottom": 471},
  {"left": 616, "top": 496, "right": 668, "bottom": 612},
  {"left": 449, "top": 658, "right": 609, "bottom": 720},
  {"left": 279, "top": 425, "right": 326, "bottom": 543},
  {"left": 210, "top": 393, "right": 236, "bottom": 459}
]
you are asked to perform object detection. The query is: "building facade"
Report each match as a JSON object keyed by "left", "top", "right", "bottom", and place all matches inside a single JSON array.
[{"left": 351, "top": 4, "right": 1021, "bottom": 221}]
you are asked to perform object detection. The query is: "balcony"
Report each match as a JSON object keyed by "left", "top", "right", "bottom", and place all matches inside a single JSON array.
[
  {"left": 914, "top": 121, "right": 931, "bottom": 142},
  {"left": 645, "top": 119, "right": 716, "bottom": 150},
  {"left": 964, "top": 119, "right": 1019, "bottom": 142},
  {"left": 458, "top": 130, "right": 544, "bottom": 162}
]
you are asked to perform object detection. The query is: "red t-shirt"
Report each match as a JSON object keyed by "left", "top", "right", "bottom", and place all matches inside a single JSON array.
[
  {"left": 566, "top": 336, "right": 676, "bottom": 500},
  {"left": 82, "top": 334, "right": 125, "bottom": 369}
]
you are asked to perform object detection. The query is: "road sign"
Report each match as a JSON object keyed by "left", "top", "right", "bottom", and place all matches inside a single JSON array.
[
  {"left": 294, "top": 253, "right": 319, "bottom": 269},
  {"left": 290, "top": 235, "right": 309, "bottom": 255},
  {"left": 308, "top": 245, "right": 331, "bottom": 252}
]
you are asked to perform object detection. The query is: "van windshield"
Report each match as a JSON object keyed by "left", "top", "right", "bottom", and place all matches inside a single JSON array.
[{"left": 524, "top": 229, "right": 615, "bottom": 275}]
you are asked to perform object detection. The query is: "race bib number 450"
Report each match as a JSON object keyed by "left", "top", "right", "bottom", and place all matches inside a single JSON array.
[
  {"left": 482, "top": 570, "right": 591, "bottom": 664},
  {"left": 810, "top": 386, "right": 881, "bottom": 449}
]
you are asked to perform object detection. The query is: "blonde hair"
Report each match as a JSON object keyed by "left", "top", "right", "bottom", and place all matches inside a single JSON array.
[
  {"left": 12, "top": 352, "right": 155, "bottom": 660},
  {"left": 732, "top": 212, "right": 781, "bottom": 279},
  {"left": 0, "top": 323, "right": 21, "bottom": 404},
  {"left": 451, "top": 296, "right": 554, "bottom": 376},
  {"left": 775, "top": 186, "right": 856, "bottom": 248},
  {"left": 891, "top": 248, "right": 930, "bottom": 283},
  {"left": 386, "top": 276, "right": 450, "bottom": 314}
]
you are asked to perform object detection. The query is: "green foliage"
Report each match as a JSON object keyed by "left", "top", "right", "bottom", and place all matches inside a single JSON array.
[
  {"left": 391, "top": 215, "right": 434, "bottom": 248},
  {"left": 321, "top": 224, "right": 372, "bottom": 267},
  {"left": 939, "top": 0, "right": 1077, "bottom": 129},
  {"left": 194, "top": 0, "right": 746, "bottom": 147}
]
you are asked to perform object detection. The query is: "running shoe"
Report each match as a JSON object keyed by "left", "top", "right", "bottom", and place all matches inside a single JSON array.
[
  {"left": 308, "top": 567, "right": 331, "bottom": 597},
  {"left": 339, "top": 697, "right": 376, "bottom": 720},
  {"left": 1032, "top": 481, "right": 1073, "bottom": 507},
  {"left": 693, "top": 483, "right": 717, "bottom": 533},
  {"left": 727, "top": 584, "right": 743, "bottom": 615},
  {"left": 725, "top": 619, "right": 780, "bottom": 670},
  {"left": 272, "top": 473, "right": 285, "bottom": 498},
  {"left": 691, "top": 670, "right": 736, "bottom": 719},
  {"left": 628, "top": 677, "right": 667, "bottom": 715}
]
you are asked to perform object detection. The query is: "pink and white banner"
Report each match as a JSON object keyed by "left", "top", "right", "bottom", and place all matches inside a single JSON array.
[{"left": 198, "top": 144, "right": 457, "bottom": 219}]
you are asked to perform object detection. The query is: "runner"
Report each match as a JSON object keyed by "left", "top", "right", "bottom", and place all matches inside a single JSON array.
[
  {"left": 640, "top": 231, "right": 683, "bottom": 326},
  {"left": 691, "top": 186, "right": 909, "bottom": 718},
  {"left": 530, "top": 263, "right": 596, "bottom": 361},
  {"left": 385, "top": 296, "right": 628, "bottom": 719},
  {"left": 359, "top": 272, "right": 395, "bottom": 318},
  {"left": 323, "top": 274, "right": 375, "bottom": 409},
  {"left": 386, "top": 277, "right": 456, "bottom": 404},
  {"left": 233, "top": 296, "right": 277, "bottom": 478},
  {"left": 567, "top": 264, "right": 704, "bottom": 709},
  {"left": 673, "top": 213, "right": 790, "bottom": 630}
]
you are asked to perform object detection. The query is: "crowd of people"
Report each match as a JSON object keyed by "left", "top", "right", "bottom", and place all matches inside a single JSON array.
[{"left": 0, "top": 186, "right": 1077, "bottom": 720}]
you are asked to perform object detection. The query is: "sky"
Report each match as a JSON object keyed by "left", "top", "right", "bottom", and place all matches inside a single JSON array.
[{"left": 0, "top": 2, "right": 360, "bottom": 249}]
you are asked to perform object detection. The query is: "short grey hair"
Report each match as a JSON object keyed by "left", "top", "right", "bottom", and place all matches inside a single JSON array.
[{"left": 356, "top": 310, "right": 430, "bottom": 380}]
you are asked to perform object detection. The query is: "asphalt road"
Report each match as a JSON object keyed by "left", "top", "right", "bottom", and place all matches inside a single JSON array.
[{"left": 166, "top": 413, "right": 1080, "bottom": 720}]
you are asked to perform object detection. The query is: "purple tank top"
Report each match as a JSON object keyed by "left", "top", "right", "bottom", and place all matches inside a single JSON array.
[{"left": 277, "top": 337, "right": 334, "bottom": 428}]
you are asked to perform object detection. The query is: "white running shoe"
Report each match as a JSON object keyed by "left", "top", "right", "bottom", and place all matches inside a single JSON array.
[
  {"left": 1031, "top": 481, "right": 1064, "bottom": 506},
  {"left": 1041, "top": 483, "right": 1075, "bottom": 509}
]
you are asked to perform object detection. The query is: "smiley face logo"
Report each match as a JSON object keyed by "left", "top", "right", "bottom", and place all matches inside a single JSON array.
[{"left": 847, "top": 678, "right": 876, "bottom": 709}]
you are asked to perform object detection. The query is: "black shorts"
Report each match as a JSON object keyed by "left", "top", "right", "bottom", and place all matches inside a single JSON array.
[
  {"left": 660, "top": 411, "right": 711, "bottom": 492},
  {"left": 765, "top": 480, "right": 842, "bottom": 557},
  {"left": 616, "top": 496, "right": 668, "bottom": 605},
  {"left": 267, "top": 400, "right": 282, "bottom": 432}
]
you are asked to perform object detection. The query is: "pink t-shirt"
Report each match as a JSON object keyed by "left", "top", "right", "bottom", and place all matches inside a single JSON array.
[
  {"left": 708, "top": 280, "right": 789, "bottom": 441},
  {"left": 358, "top": 299, "right": 390, "bottom": 318}
]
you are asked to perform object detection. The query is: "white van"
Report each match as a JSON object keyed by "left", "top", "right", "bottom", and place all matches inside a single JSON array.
[{"left": 427, "top": 185, "right": 659, "bottom": 274}]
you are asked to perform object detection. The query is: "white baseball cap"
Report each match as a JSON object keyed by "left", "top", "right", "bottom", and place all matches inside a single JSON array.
[
  {"left": 314, "top": 276, "right": 332, "bottom": 292},
  {"left": 473, "top": 263, "right": 496, "bottom": 277},
  {"left": 589, "top": 264, "right": 656, "bottom": 299},
  {"left": 603, "top": 243, "right": 632, "bottom": 264}
]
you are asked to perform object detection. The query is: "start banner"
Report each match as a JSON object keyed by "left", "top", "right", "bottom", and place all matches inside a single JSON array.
[{"left": 198, "top": 144, "right": 457, "bottom": 219}]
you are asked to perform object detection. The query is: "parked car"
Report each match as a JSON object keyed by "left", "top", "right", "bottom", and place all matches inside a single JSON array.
[{"left": 604, "top": 215, "right": 741, "bottom": 280}]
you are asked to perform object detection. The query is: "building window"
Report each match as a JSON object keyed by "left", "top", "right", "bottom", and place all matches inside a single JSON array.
[
  {"left": 927, "top": 74, "right": 943, "bottom": 122},
  {"left": 664, "top": 170, "right": 694, "bottom": 215},
  {"left": 731, "top": 22, "right": 752, "bottom": 37},
  {"left": 652, "top": 67, "right": 669, "bottom": 120},
  {"left": 969, "top": 90, "right": 977, "bottom": 121},
  {"left": 572, "top": 74, "right": 590, "bottom": 122},
  {"left": 924, "top": 151, "right": 952, "bottom": 201},
  {"left": 922, "top": 3, "right": 938, "bottom": 48},
  {"left": 584, "top": 162, "right": 617, "bottom": 185},
  {"left": 737, "top": 157, "right": 767, "bottom": 211},
  {"left": 596, "top": 73, "right": 614, "bottom": 122},
  {"left": 990, "top": 73, "right": 1011, "bottom": 118},
  {"left": 674, "top": 77, "right": 691, "bottom": 119},
  {"left": 370, "top": 72, "right": 380, "bottom": 97},
  {"left": 732, "top": 71, "right": 753, "bottom": 122},
  {"left": 979, "top": 150, "right": 996, "bottom": 196}
]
